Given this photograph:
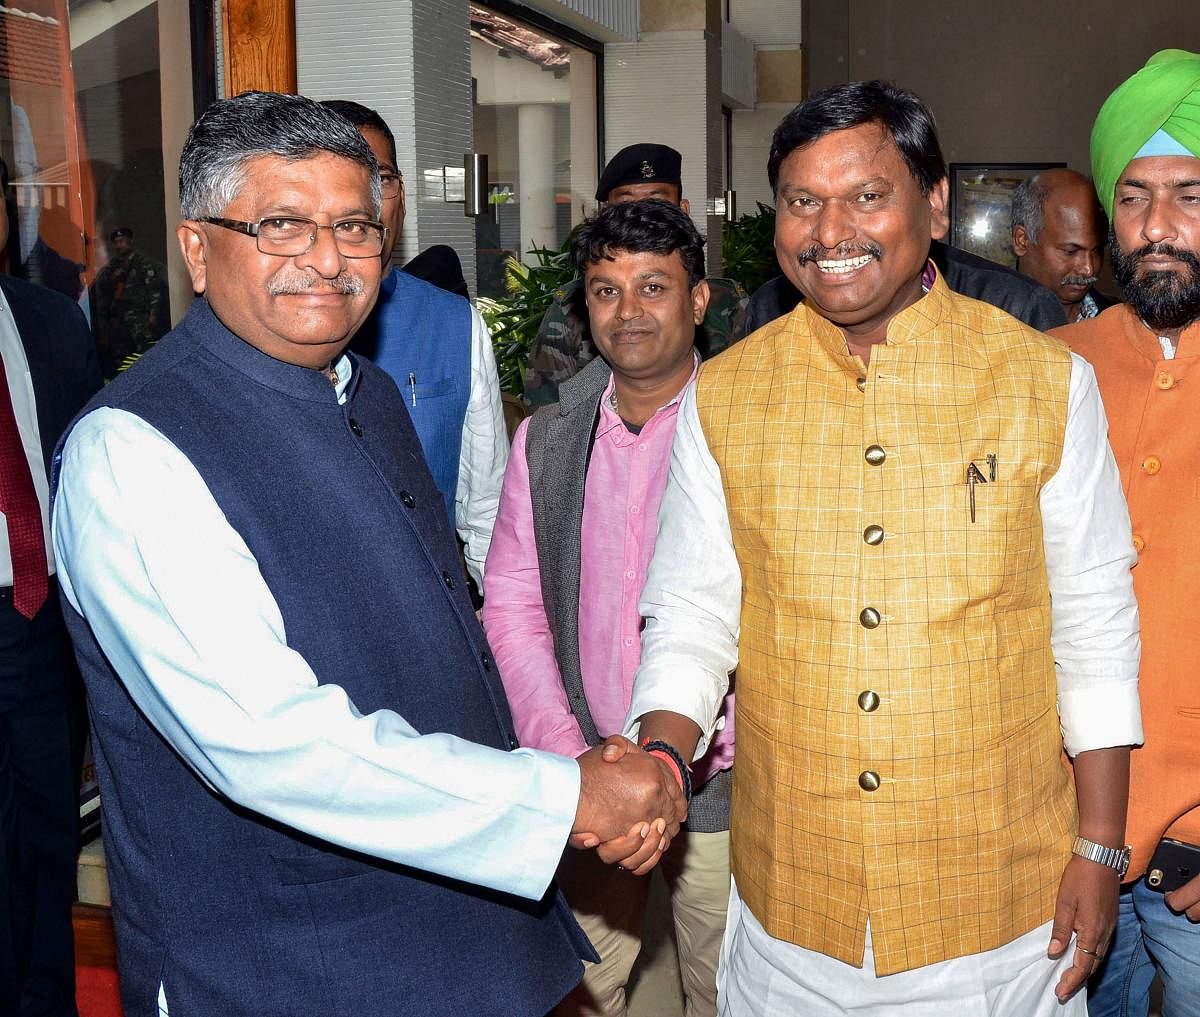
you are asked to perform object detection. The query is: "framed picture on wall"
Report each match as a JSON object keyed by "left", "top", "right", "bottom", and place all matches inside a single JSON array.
[{"left": 949, "top": 163, "right": 1066, "bottom": 268}]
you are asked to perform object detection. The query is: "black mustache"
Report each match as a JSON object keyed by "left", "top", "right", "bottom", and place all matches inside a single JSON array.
[
  {"left": 1060, "top": 274, "right": 1098, "bottom": 288},
  {"left": 1126, "top": 242, "right": 1198, "bottom": 267},
  {"left": 795, "top": 243, "right": 884, "bottom": 266}
]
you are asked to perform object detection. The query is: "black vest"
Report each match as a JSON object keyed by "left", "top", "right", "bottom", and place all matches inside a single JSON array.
[{"left": 54, "top": 299, "right": 589, "bottom": 1017}]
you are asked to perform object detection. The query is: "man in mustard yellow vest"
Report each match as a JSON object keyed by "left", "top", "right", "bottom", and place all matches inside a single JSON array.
[{"left": 622, "top": 80, "right": 1143, "bottom": 1015}]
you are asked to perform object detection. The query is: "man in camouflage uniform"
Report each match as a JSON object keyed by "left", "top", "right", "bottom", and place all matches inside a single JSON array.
[
  {"left": 89, "top": 227, "right": 170, "bottom": 378},
  {"left": 525, "top": 144, "right": 747, "bottom": 406}
]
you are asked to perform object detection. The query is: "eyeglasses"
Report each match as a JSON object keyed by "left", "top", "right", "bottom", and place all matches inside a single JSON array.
[
  {"left": 380, "top": 173, "right": 403, "bottom": 199},
  {"left": 199, "top": 216, "right": 389, "bottom": 258}
]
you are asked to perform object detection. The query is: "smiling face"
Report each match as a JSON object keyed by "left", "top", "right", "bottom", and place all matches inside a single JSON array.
[
  {"left": 773, "top": 121, "right": 949, "bottom": 347},
  {"left": 584, "top": 248, "right": 706, "bottom": 385},
  {"left": 177, "top": 152, "right": 382, "bottom": 369}
]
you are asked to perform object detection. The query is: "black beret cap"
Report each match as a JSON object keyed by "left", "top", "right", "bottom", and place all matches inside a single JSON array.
[
  {"left": 110, "top": 227, "right": 133, "bottom": 241},
  {"left": 595, "top": 143, "right": 683, "bottom": 201}
]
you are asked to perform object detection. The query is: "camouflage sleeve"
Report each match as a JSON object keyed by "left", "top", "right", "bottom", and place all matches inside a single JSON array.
[
  {"left": 523, "top": 279, "right": 593, "bottom": 407},
  {"left": 696, "top": 277, "right": 749, "bottom": 360}
]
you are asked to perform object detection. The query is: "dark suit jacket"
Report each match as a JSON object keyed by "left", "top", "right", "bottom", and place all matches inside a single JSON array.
[
  {"left": 0, "top": 274, "right": 102, "bottom": 480},
  {"left": 743, "top": 240, "right": 1069, "bottom": 336}
]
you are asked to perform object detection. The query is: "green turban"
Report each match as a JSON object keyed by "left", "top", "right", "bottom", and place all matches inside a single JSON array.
[{"left": 1090, "top": 49, "right": 1200, "bottom": 218}]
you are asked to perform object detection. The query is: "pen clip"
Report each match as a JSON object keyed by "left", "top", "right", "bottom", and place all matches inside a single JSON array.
[
  {"left": 408, "top": 372, "right": 417, "bottom": 407},
  {"left": 966, "top": 462, "right": 988, "bottom": 523}
]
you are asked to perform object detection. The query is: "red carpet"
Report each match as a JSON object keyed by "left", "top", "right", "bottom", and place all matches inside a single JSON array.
[{"left": 76, "top": 966, "right": 124, "bottom": 1017}]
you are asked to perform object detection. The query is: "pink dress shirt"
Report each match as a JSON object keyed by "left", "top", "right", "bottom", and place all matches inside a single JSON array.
[{"left": 483, "top": 370, "right": 734, "bottom": 785}]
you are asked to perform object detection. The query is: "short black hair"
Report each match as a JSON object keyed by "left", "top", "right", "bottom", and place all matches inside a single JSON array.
[
  {"left": 571, "top": 199, "right": 706, "bottom": 287},
  {"left": 320, "top": 100, "right": 398, "bottom": 168},
  {"left": 767, "top": 80, "right": 946, "bottom": 196}
]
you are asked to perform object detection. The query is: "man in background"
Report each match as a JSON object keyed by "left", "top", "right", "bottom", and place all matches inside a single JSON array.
[
  {"left": 0, "top": 155, "right": 101, "bottom": 1017},
  {"left": 1012, "top": 168, "right": 1117, "bottom": 324},
  {"left": 486, "top": 200, "right": 732, "bottom": 1016},
  {"left": 89, "top": 227, "right": 169, "bottom": 378},
  {"left": 524, "top": 143, "right": 747, "bottom": 406},
  {"left": 1055, "top": 48, "right": 1200, "bottom": 1017},
  {"left": 321, "top": 99, "right": 507, "bottom": 586}
]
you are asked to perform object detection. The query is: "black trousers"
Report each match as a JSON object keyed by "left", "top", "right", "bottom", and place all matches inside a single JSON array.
[{"left": 0, "top": 587, "right": 82, "bottom": 1017}]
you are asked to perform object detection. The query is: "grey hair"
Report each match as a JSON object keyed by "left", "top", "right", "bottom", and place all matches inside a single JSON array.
[
  {"left": 179, "top": 91, "right": 381, "bottom": 220},
  {"left": 1010, "top": 176, "right": 1047, "bottom": 245}
]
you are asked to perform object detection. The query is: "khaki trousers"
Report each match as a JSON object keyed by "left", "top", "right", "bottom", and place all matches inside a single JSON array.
[{"left": 555, "top": 830, "right": 730, "bottom": 1017}]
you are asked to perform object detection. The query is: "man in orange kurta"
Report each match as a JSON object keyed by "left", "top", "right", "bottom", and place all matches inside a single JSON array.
[{"left": 1054, "top": 49, "right": 1200, "bottom": 1017}]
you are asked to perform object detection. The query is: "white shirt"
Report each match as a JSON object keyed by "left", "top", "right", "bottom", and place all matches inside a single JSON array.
[
  {"left": 0, "top": 288, "right": 53, "bottom": 582},
  {"left": 51, "top": 356, "right": 579, "bottom": 904},
  {"left": 627, "top": 351, "right": 1142, "bottom": 761},
  {"left": 457, "top": 305, "right": 508, "bottom": 586}
]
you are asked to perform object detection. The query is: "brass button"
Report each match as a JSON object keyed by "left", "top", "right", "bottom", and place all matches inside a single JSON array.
[
  {"left": 1142, "top": 455, "right": 1162, "bottom": 475},
  {"left": 1132, "top": 533, "right": 1145, "bottom": 553},
  {"left": 858, "top": 770, "right": 881, "bottom": 792},
  {"left": 858, "top": 690, "right": 880, "bottom": 712},
  {"left": 856, "top": 377, "right": 867, "bottom": 392},
  {"left": 863, "top": 524, "right": 884, "bottom": 545},
  {"left": 864, "top": 444, "right": 887, "bottom": 466},
  {"left": 859, "top": 607, "right": 881, "bottom": 629},
  {"left": 1156, "top": 371, "right": 1175, "bottom": 390}
]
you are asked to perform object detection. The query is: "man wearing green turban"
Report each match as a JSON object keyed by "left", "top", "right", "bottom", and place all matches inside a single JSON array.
[
  {"left": 1090, "top": 49, "right": 1200, "bottom": 220},
  {"left": 1055, "top": 47, "right": 1200, "bottom": 1017}
]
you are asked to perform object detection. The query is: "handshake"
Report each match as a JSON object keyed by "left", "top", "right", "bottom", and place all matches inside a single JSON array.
[{"left": 571, "top": 735, "right": 689, "bottom": 875}]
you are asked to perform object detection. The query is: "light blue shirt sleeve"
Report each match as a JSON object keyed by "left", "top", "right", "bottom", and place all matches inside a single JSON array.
[{"left": 52, "top": 406, "right": 580, "bottom": 901}]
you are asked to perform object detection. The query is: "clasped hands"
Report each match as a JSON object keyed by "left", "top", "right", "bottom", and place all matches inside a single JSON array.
[{"left": 572, "top": 735, "right": 687, "bottom": 875}]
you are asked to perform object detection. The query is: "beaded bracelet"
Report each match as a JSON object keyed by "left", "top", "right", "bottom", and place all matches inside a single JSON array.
[{"left": 640, "top": 738, "right": 693, "bottom": 803}]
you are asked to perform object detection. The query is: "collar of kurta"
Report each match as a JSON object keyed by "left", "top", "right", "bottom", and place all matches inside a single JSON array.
[
  {"left": 187, "top": 296, "right": 358, "bottom": 404},
  {"left": 1114, "top": 302, "right": 1200, "bottom": 363},
  {"left": 792, "top": 259, "right": 958, "bottom": 368}
]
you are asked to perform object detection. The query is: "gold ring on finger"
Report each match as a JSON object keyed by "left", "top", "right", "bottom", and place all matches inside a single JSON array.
[{"left": 1076, "top": 944, "right": 1102, "bottom": 958}]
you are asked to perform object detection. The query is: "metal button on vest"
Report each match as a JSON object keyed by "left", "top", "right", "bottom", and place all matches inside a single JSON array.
[
  {"left": 1156, "top": 371, "right": 1175, "bottom": 390},
  {"left": 859, "top": 607, "right": 881, "bottom": 629},
  {"left": 507, "top": 736, "right": 519, "bottom": 750},
  {"left": 1142, "top": 455, "right": 1161, "bottom": 475},
  {"left": 863, "top": 524, "right": 884, "bottom": 545},
  {"left": 856, "top": 377, "right": 867, "bottom": 392},
  {"left": 864, "top": 445, "right": 886, "bottom": 466},
  {"left": 1132, "top": 533, "right": 1145, "bottom": 553},
  {"left": 441, "top": 570, "right": 455, "bottom": 590},
  {"left": 399, "top": 490, "right": 415, "bottom": 509},
  {"left": 858, "top": 770, "right": 881, "bottom": 792},
  {"left": 858, "top": 690, "right": 880, "bottom": 712},
  {"left": 480, "top": 651, "right": 494, "bottom": 673},
  {"left": 349, "top": 418, "right": 364, "bottom": 438}
]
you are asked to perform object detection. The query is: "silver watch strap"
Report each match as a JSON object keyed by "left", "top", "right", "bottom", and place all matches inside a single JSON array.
[{"left": 1072, "top": 836, "right": 1132, "bottom": 877}]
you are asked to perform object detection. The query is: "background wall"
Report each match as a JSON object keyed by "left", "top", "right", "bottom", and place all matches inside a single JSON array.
[{"left": 813, "top": 0, "right": 1198, "bottom": 176}]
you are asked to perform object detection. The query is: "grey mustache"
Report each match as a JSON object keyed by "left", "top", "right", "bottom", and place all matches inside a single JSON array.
[{"left": 267, "top": 272, "right": 365, "bottom": 296}]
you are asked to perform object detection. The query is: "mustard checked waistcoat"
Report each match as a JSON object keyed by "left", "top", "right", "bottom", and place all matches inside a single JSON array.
[{"left": 695, "top": 273, "right": 1076, "bottom": 975}]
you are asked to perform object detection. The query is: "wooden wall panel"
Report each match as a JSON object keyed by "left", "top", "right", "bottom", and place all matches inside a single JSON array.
[{"left": 223, "top": 0, "right": 297, "bottom": 96}]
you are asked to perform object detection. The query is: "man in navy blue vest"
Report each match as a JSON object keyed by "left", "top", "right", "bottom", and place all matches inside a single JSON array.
[
  {"left": 49, "top": 91, "right": 685, "bottom": 1017},
  {"left": 320, "top": 100, "right": 506, "bottom": 590}
]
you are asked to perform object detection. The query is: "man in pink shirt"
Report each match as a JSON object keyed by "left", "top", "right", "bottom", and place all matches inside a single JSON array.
[{"left": 484, "top": 200, "right": 734, "bottom": 1017}]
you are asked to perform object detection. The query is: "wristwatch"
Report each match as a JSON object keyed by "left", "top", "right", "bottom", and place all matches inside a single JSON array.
[{"left": 1072, "top": 836, "right": 1133, "bottom": 879}]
